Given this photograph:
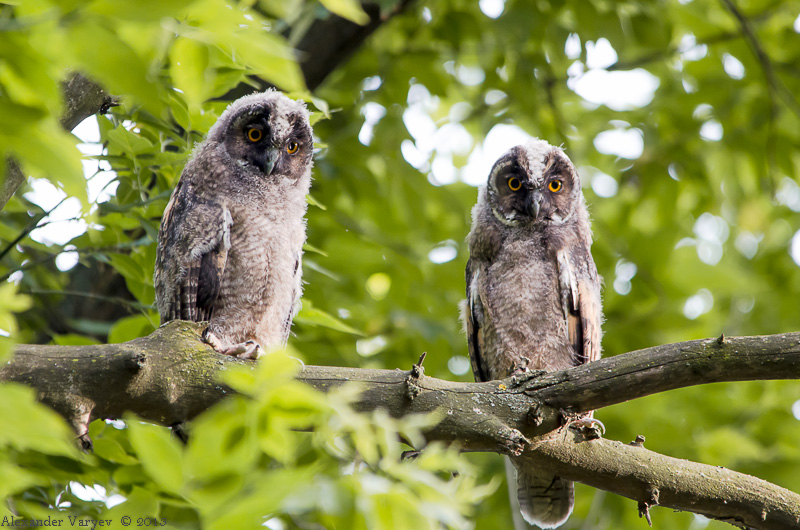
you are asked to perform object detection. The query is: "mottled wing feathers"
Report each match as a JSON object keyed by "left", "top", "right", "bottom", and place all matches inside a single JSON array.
[
  {"left": 155, "top": 176, "right": 232, "bottom": 323},
  {"left": 465, "top": 258, "right": 490, "bottom": 382},
  {"left": 556, "top": 249, "right": 601, "bottom": 366},
  {"left": 280, "top": 253, "right": 303, "bottom": 343}
]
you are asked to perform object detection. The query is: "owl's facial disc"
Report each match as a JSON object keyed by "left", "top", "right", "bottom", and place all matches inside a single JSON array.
[{"left": 241, "top": 115, "right": 281, "bottom": 175}]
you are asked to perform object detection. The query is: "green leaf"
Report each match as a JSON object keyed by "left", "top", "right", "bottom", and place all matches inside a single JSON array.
[
  {"left": 171, "top": 37, "right": 211, "bottom": 109},
  {"left": 295, "top": 301, "right": 363, "bottom": 335},
  {"left": 0, "top": 384, "right": 77, "bottom": 457},
  {"left": 108, "top": 313, "right": 157, "bottom": 343},
  {"left": 126, "top": 418, "right": 184, "bottom": 493},
  {"left": 303, "top": 242, "right": 328, "bottom": 256},
  {"left": 52, "top": 334, "right": 102, "bottom": 346},
  {"left": 319, "top": 0, "right": 370, "bottom": 25},
  {"left": 92, "top": 437, "right": 138, "bottom": 465},
  {"left": 307, "top": 193, "right": 327, "bottom": 210},
  {"left": 88, "top": 0, "right": 197, "bottom": 22},
  {"left": 106, "top": 487, "right": 159, "bottom": 519},
  {"left": 107, "top": 127, "right": 155, "bottom": 156},
  {"left": 66, "top": 21, "right": 163, "bottom": 113},
  {"left": 183, "top": 396, "right": 259, "bottom": 481}
]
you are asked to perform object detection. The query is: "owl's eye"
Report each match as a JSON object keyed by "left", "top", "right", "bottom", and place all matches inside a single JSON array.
[
  {"left": 508, "top": 177, "right": 522, "bottom": 191},
  {"left": 286, "top": 141, "right": 299, "bottom": 154},
  {"left": 548, "top": 179, "right": 563, "bottom": 193},
  {"left": 247, "top": 128, "right": 262, "bottom": 142}
]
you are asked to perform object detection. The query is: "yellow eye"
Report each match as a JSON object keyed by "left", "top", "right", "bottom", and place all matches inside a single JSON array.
[
  {"left": 508, "top": 177, "right": 522, "bottom": 191},
  {"left": 247, "top": 128, "right": 262, "bottom": 142},
  {"left": 548, "top": 179, "right": 562, "bottom": 193},
  {"left": 286, "top": 141, "right": 299, "bottom": 154}
]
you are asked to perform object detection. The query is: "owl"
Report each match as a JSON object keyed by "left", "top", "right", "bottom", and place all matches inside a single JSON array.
[
  {"left": 155, "top": 90, "right": 313, "bottom": 359},
  {"left": 461, "top": 139, "right": 602, "bottom": 528}
]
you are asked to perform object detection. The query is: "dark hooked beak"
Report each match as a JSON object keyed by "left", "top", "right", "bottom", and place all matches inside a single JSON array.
[
  {"left": 262, "top": 146, "right": 279, "bottom": 175},
  {"left": 527, "top": 189, "right": 543, "bottom": 219}
]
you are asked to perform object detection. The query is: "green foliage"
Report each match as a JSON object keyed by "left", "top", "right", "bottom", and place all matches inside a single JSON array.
[
  {"left": 0, "top": 353, "right": 494, "bottom": 529},
  {"left": 2, "top": 0, "right": 800, "bottom": 528}
]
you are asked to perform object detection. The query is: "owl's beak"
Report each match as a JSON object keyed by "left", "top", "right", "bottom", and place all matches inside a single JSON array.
[
  {"left": 527, "top": 190, "right": 543, "bottom": 219},
  {"left": 262, "top": 146, "right": 279, "bottom": 175}
]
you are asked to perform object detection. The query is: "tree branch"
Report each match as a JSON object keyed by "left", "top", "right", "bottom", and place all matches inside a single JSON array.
[
  {"left": 526, "top": 332, "right": 800, "bottom": 413},
  {"left": 2, "top": 322, "right": 799, "bottom": 528},
  {"left": 222, "top": 0, "right": 416, "bottom": 100},
  {"left": 1, "top": 73, "right": 117, "bottom": 210}
]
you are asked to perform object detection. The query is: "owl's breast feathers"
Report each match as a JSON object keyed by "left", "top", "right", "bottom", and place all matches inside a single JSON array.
[
  {"left": 155, "top": 154, "right": 308, "bottom": 349},
  {"left": 465, "top": 224, "right": 601, "bottom": 379}
]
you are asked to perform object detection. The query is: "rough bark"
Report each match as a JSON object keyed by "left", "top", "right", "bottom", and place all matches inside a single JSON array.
[{"left": 2, "top": 321, "right": 799, "bottom": 529}]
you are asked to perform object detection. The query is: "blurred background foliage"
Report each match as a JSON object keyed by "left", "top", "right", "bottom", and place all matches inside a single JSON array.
[{"left": 1, "top": 0, "right": 800, "bottom": 528}]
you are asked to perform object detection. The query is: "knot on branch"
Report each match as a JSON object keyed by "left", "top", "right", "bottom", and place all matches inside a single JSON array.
[
  {"left": 126, "top": 352, "right": 146, "bottom": 373},
  {"left": 629, "top": 434, "right": 646, "bottom": 447},
  {"left": 498, "top": 426, "right": 529, "bottom": 457},
  {"left": 99, "top": 96, "right": 120, "bottom": 115},
  {"left": 638, "top": 486, "right": 660, "bottom": 527},
  {"left": 509, "top": 367, "right": 546, "bottom": 388},
  {"left": 405, "top": 352, "right": 427, "bottom": 401},
  {"left": 527, "top": 402, "right": 544, "bottom": 427}
]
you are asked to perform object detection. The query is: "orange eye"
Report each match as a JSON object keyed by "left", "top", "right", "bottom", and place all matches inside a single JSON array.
[
  {"left": 548, "top": 179, "right": 562, "bottom": 193},
  {"left": 247, "top": 128, "right": 262, "bottom": 142},
  {"left": 286, "top": 141, "right": 299, "bottom": 154},
  {"left": 508, "top": 177, "right": 522, "bottom": 191}
]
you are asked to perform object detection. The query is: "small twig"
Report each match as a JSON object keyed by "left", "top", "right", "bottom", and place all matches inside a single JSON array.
[
  {"left": 0, "top": 196, "right": 69, "bottom": 262},
  {"left": 721, "top": 0, "right": 800, "bottom": 118},
  {"left": 405, "top": 352, "right": 427, "bottom": 400},
  {"left": 24, "top": 289, "right": 148, "bottom": 311},
  {"left": 416, "top": 351, "right": 427, "bottom": 369}
]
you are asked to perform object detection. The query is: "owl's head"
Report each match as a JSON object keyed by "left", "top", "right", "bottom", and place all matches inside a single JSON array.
[
  {"left": 208, "top": 89, "right": 313, "bottom": 180},
  {"left": 486, "top": 139, "right": 583, "bottom": 227}
]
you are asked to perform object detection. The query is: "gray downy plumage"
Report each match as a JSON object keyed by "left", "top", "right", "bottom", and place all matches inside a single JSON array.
[
  {"left": 155, "top": 89, "right": 313, "bottom": 357},
  {"left": 461, "top": 138, "right": 602, "bottom": 528}
]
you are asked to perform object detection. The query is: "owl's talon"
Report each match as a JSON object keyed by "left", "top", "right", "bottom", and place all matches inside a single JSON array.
[
  {"left": 203, "top": 330, "right": 262, "bottom": 359},
  {"left": 202, "top": 328, "right": 224, "bottom": 350},
  {"left": 234, "top": 340, "right": 262, "bottom": 360},
  {"left": 220, "top": 340, "right": 262, "bottom": 359},
  {"left": 78, "top": 433, "right": 93, "bottom": 453},
  {"left": 569, "top": 417, "right": 605, "bottom": 439},
  {"left": 510, "top": 369, "right": 546, "bottom": 386}
]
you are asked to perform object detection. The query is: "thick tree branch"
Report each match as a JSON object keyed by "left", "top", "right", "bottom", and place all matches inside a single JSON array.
[
  {"left": 525, "top": 332, "right": 800, "bottom": 413},
  {"left": 223, "top": 0, "right": 416, "bottom": 99},
  {"left": 295, "top": 1, "right": 415, "bottom": 91},
  {"left": 2, "top": 322, "right": 799, "bottom": 528}
]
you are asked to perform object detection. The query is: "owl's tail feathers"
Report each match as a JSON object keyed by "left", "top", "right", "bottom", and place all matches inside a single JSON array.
[{"left": 510, "top": 459, "right": 574, "bottom": 529}]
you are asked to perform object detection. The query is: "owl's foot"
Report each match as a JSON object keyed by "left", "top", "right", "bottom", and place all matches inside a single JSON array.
[
  {"left": 77, "top": 432, "right": 93, "bottom": 453},
  {"left": 217, "top": 339, "right": 262, "bottom": 359},
  {"left": 172, "top": 422, "right": 190, "bottom": 444},
  {"left": 510, "top": 369, "right": 547, "bottom": 386},
  {"left": 568, "top": 417, "right": 605, "bottom": 440},
  {"left": 508, "top": 357, "right": 545, "bottom": 386},
  {"left": 202, "top": 328, "right": 262, "bottom": 359},
  {"left": 509, "top": 356, "right": 531, "bottom": 374}
]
